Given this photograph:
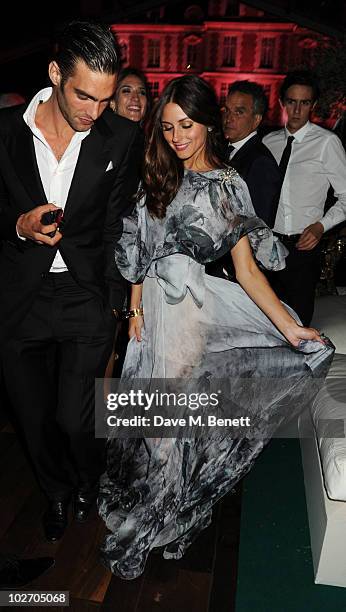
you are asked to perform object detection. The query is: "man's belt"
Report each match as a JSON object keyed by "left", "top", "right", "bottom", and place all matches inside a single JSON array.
[{"left": 273, "top": 232, "right": 301, "bottom": 244}]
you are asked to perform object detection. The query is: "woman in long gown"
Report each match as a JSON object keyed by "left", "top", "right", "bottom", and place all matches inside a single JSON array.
[{"left": 98, "top": 75, "right": 333, "bottom": 579}]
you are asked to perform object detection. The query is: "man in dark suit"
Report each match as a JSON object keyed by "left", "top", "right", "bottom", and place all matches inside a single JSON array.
[
  {"left": 0, "top": 22, "right": 142, "bottom": 542},
  {"left": 223, "top": 80, "right": 281, "bottom": 228},
  {"left": 206, "top": 80, "right": 280, "bottom": 280}
]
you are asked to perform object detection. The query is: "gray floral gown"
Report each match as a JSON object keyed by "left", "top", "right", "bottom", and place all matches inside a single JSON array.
[{"left": 98, "top": 168, "right": 334, "bottom": 579}]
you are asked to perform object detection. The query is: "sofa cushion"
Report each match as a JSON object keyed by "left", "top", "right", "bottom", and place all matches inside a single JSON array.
[
  {"left": 311, "top": 295, "right": 346, "bottom": 354},
  {"left": 311, "top": 354, "right": 346, "bottom": 501}
]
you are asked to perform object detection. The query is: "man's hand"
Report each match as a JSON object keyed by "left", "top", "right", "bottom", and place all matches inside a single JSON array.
[
  {"left": 296, "top": 221, "right": 324, "bottom": 251},
  {"left": 16, "top": 203, "right": 62, "bottom": 246}
]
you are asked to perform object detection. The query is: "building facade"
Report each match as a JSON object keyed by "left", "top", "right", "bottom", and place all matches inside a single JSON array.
[{"left": 111, "top": 0, "right": 322, "bottom": 125}]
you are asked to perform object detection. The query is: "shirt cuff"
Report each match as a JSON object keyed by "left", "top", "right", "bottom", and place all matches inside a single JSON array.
[
  {"left": 319, "top": 217, "right": 331, "bottom": 233},
  {"left": 16, "top": 225, "right": 27, "bottom": 241}
]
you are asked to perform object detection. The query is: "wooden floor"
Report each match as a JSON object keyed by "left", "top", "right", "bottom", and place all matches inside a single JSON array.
[{"left": 0, "top": 393, "right": 242, "bottom": 612}]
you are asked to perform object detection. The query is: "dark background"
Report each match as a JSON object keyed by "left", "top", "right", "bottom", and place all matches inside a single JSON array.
[{"left": 1, "top": 1, "right": 345, "bottom": 100}]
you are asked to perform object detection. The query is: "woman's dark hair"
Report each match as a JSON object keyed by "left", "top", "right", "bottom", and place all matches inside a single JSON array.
[
  {"left": 143, "top": 74, "right": 226, "bottom": 219},
  {"left": 116, "top": 67, "right": 149, "bottom": 93},
  {"left": 114, "top": 67, "right": 152, "bottom": 120},
  {"left": 53, "top": 20, "right": 119, "bottom": 87}
]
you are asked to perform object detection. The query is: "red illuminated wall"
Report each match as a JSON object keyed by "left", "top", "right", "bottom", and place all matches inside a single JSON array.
[{"left": 111, "top": 2, "right": 323, "bottom": 126}]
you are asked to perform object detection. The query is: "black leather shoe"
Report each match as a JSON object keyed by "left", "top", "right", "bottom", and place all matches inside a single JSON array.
[
  {"left": 0, "top": 555, "right": 55, "bottom": 589},
  {"left": 42, "top": 500, "right": 69, "bottom": 543},
  {"left": 74, "top": 490, "right": 97, "bottom": 523}
]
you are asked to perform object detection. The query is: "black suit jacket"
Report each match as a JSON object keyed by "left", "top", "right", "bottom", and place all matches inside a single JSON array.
[
  {"left": 229, "top": 134, "right": 281, "bottom": 228},
  {"left": 0, "top": 105, "right": 142, "bottom": 343},
  {"left": 206, "top": 134, "right": 281, "bottom": 281}
]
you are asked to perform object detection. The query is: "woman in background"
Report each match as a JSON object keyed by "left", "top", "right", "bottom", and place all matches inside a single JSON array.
[
  {"left": 105, "top": 68, "right": 151, "bottom": 381},
  {"left": 111, "top": 67, "right": 150, "bottom": 125}
]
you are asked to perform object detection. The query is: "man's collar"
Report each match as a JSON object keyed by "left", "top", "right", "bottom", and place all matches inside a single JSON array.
[
  {"left": 230, "top": 130, "right": 258, "bottom": 150},
  {"left": 23, "top": 86, "right": 90, "bottom": 142},
  {"left": 23, "top": 87, "right": 53, "bottom": 129},
  {"left": 284, "top": 121, "right": 311, "bottom": 143}
]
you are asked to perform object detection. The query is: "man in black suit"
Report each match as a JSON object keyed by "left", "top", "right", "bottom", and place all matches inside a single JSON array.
[
  {"left": 206, "top": 80, "right": 280, "bottom": 280},
  {"left": 223, "top": 80, "right": 281, "bottom": 228},
  {"left": 0, "top": 22, "right": 142, "bottom": 542}
]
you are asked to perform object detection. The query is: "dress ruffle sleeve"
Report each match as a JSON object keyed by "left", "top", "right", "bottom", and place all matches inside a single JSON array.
[
  {"left": 115, "top": 168, "right": 287, "bottom": 283},
  {"left": 114, "top": 199, "right": 156, "bottom": 283}
]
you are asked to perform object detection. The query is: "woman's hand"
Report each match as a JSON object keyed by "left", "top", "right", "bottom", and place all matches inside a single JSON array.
[
  {"left": 231, "top": 237, "right": 326, "bottom": 350},
  {"left": 282, "top": 322, "right": 324, "bottom": 348},
  {"left": 128, "top": 315, "right": 144, "bottom": 342},
  {"left": 128, "top": 284, "right": 143, "bottom": 342}
]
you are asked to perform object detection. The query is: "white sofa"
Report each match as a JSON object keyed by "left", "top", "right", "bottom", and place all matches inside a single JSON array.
[{"left": 299, "top": 295, "right": 346, "bottom": 588}]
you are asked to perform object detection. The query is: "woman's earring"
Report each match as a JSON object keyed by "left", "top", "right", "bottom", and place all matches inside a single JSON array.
[{"left": 207, "top": 127, "right": 213, "bottom": 132}]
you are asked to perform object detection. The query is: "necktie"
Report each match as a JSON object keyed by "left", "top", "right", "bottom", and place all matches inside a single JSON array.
[
  {"left": 279, "top": 135, "right": 294, "bottom": 179},
  {"left": 228, "top": 143, "right": 235, "bottom": 159}
]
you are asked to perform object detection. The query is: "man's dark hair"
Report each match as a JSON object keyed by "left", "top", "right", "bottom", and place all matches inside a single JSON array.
[
  {"left": 280, "top": 70, "right": 320, "bottom": 102},
  {"left": 53, "top": 21, "right": 119, "bottom": 86},
  {"left": 227, "top": 80, "right": 268, "bottom": 116}
]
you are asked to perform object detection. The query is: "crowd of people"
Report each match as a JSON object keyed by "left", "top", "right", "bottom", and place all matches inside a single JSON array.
[{"left": 0, "top": 19, "right": 344, "bottom": 586}]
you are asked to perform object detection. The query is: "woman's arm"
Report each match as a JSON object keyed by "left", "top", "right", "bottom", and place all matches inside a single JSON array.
[
  {"left": 128, "top": 283, "right": 144, "bottom": 342},
  {"left": 231, "top": 236, "right": 322, "bottom": 347}
]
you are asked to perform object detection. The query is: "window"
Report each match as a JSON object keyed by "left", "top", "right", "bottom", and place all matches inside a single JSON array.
[
  {"left": 222, "top": 36, "right": 237, "bottom": 67},
  {"left": 148, "top": 39, "right": 160, "bottom": 68},
  {"left": 148, "top": 81, "right": 160, "bottom": 100},
  {"left": 260, "top": 38, "right": 275, "bottom": 68},
  {"left": 220, "top": 82, "right": 229, "bottom": 107},
  {"left": 298, "top": 37, "right": 318, "bottom": 68},
  {"left": 186, "top": 43, "right": 198, "bottom": 68},
  {"left": 184, "top": 34, "right": 201, "bottom": 70}
]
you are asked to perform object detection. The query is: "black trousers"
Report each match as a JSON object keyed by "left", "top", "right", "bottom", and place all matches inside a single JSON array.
[
  {"left": 269, "top": 236, "right": 322, "bottom": 326},
  {"left": 2, "top": 272, "right": 115, "bottom": 500}
]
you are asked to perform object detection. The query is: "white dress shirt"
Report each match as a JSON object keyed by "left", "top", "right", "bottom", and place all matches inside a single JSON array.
[
  {"left": 228, "top": 130, "right": 257, "bottom": 159},
  {"left": 263, "top": 121, "right": 346, "bottom": 234},
  {"left": 23, "top": 87, "right": 90, "bottom": 272}
]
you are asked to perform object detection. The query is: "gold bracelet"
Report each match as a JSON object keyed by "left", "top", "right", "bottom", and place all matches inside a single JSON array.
[{"left": 123, "top": 307, "right": 143, "bottom": 319}]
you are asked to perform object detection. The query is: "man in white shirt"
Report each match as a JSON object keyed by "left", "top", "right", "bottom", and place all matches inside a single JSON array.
[
  {"left": 0, "top": 21, "right": 142, "bottom": 542},
  {"left": 263, "top": 70, "right": 346, "bottom": 325}
]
